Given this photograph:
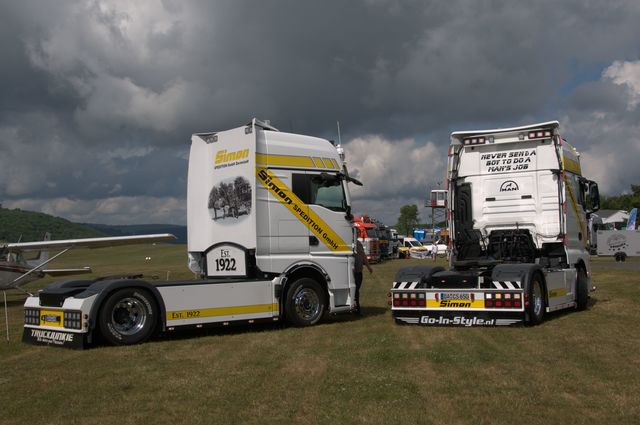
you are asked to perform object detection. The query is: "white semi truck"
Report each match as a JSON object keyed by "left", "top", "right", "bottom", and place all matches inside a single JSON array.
[
  {"left": 390, "top": 121, "right": 600, "bottom": 326},
  {"left": 23, "top": 119, "right": 361, "bottom": 348}
]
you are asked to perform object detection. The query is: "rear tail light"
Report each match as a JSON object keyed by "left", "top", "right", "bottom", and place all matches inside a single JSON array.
[
  {"left": 392, "top": 292, "right": 426, "bottom": 307},
  {"left": 64, "top": 311, "right": 83, "bottom": 330},
  {"left": 485, "top": 292, "right": 523, "bottom": 309},
  {"left": 24, "top": 308, "right": 40, "bottom": 325}
]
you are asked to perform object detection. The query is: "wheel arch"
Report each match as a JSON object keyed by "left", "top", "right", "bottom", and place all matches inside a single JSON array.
[
  {"left": 491, "top": 263, "right": 547, "bottom": 320},
  {"left": 82, "top": 279, "right": 167, "bottom": 337},
  {"left": 281, "top": 263, "right": 330, "bottom": 312}
]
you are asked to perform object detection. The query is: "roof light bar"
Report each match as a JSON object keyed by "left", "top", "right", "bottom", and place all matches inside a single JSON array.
[
  {"left": 463, "top": 136, "right": 486, "bottom": 145},
  {"left": 528, "top": 129, "right": 552, "bottom": 139}
]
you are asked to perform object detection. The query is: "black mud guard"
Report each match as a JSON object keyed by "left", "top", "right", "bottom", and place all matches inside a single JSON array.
[
  {"left": 491, "top": 263, "right": 544, "bottom": 322},
  {"left": 490, "top": 263, "right": 542, "bottom": 287},
  {"left": 73, "top": 279, "right": 167, "bottom": 340},
  {"left": 394, "top": 265, "right": 446, "bottom": 288}
]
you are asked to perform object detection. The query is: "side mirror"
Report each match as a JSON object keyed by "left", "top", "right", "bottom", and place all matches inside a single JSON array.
[
  {"left": 588, "top": 181, "right": 600, "bottom": 213},
  {"left": 345, "top": 204, "right": 353, "bottom": 221}
]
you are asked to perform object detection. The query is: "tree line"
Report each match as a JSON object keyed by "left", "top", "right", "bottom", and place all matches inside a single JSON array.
[
  {"left": 600, "top": 184, "right": 640, "bottom": 211},
  {"left": 0, "top": 207, "right": 107, "bottom": 243}
]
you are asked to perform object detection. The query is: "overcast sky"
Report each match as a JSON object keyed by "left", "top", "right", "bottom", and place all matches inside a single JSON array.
[{"left": 1, "top": 0, "right": 640, "bottom": 227}]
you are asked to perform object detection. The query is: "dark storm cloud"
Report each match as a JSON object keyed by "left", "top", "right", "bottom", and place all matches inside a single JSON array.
[{"left": 1, "top": 0, "right": 640, "bottom": 225}]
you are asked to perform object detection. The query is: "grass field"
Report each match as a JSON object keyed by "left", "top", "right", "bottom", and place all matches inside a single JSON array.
[{"left": 2, "top": 245, "right": 640, "bottom": 424}]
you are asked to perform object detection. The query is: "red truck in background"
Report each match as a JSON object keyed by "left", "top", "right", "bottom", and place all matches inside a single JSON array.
[{"left": 354, "top": 214, "right": 381, "bottom": 263}]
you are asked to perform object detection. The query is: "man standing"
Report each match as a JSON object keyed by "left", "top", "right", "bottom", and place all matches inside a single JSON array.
[{"left": 354, "top": 239, "right": 373, "bottom": 315}]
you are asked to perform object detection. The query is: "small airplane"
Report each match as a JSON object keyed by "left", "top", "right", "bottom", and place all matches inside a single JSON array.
[
  {"left": 1, "top": 232, "right": 176, "bottom": 341},
  {"left": 0, "top": 233, "right": 177, "bottom": 292}
]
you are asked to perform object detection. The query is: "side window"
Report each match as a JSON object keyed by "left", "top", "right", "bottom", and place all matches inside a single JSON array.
[
  {"left": 292, "top": 174, "right": 310, "bottom": 204},
  {"left": 292, "top": 173, "right": 346, "bottom": 212}
]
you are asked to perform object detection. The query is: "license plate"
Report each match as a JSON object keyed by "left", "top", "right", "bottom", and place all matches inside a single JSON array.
[
  {"left": 439, "top": 292, "right": 473, "bottom": 301},
  {"left": 40, "top": 310, "right": 63, "bottom": 327}
]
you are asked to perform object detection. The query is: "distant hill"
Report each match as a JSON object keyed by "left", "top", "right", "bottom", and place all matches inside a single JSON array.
[
  {"left": 0, "top": 207, "right": 108, "bottom": 242},
  {"left": 82, "top": 223, "right": 187, "bottom": 244}
]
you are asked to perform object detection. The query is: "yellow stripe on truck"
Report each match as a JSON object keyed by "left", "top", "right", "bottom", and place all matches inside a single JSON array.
[
  {"left": 167, "top": 303, "right": 279, "bottom": 321},
  {"left": 256, "top": 153, "right": 316, "bottom": 168},
  {"left": 563, "top": 157, "right": 582, "bottom": 175},
  {"left": 256, "top": 153, "right": 339, "bottom": 169},
  {"left": 563, "top": 174, "right": 588, "bottom": 248},
  {"left": 256, "top": 167, "right": 351, "bottom": 252}
]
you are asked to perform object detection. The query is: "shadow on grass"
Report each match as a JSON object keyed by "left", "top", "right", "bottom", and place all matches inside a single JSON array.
[
  {"left": 89, "top": 306, "right": 391, "bottom": 348},
  {"left": 538, "top": 296, "right": 598, "bottom": 324}
]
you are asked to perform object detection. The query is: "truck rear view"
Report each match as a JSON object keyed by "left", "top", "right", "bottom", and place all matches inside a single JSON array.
[{"left": 390, "top": 121, "right": 600, "bottom": 326}]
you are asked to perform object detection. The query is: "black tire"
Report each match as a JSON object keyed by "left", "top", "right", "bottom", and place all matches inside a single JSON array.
[
  {"left": 526, "top": 274, "right": 545, "bottom": 326},
  {"left": 575, "top": 267, "right": 589, "bottom": 311},
  {"left": 284, "top": 278, "right": 326, "bottom": 326},
  {"left": 620, "top": 252, "right": 627, "bottom": 262},
  {"left": 99, "top": 288, "right": 158, "bottom": 346}
]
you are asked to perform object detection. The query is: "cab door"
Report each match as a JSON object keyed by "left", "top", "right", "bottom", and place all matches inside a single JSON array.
[{"left": 301, "top": 171, "right": 353, "bottom": 256}]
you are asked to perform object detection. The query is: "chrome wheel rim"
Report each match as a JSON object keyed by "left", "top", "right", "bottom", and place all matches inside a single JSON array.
[
  {"left": 294, "top": 288, "right": 321, "bottom": 321},
  {"left": 532, "top": 281, "right": 543, "bottom": 317},
  {"left": 111, "top": 297, "right": 147, "bottom": 335}
]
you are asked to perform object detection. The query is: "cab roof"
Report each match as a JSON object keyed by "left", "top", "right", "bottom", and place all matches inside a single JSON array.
[{"left": 451, "top": 121, "right": 559, "bottom": 140}]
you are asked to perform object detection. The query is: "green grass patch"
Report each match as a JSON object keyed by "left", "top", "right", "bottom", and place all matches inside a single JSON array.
[{"left": 1, "top": 248, "right": 639, "bottom": 424}]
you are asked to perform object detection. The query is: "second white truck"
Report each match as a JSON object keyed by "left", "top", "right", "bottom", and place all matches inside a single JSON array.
[
  {"left": 23, "top": 119, "right": 361, "bottom": 348},
  {"left": 390, "top": 121, "right": 600, "bottom": 326}
]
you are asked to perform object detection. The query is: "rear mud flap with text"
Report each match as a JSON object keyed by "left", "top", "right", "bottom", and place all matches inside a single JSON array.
[
  {"left": 393, "top": 310, "right": 523, "bottom": 327},
  {"left": 22, "top": 328, "right": 87, "bottom": 349}
]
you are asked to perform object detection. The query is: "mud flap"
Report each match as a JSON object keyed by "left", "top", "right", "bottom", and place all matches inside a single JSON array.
[
  {"left": 22, "top": 328, "right": 87, "bottom": 349},
  {"left": 393, "top": 310, "right": 524, "bottom": 327}
]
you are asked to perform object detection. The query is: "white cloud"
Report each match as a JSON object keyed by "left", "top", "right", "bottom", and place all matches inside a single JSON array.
[
  {"left": 603, "top": 60, "right": 640, "bottom": 108},
  {"left": 25, "top": 0, "right": 203, "bottom": 134},
  {"left": 344, "top": 135, "right": 445, "bottom": 225}
]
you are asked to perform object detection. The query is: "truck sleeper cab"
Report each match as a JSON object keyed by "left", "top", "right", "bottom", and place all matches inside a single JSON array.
[
  {"left": 23, "top": 119, "right": 361, "bottom": 348},
  {"left": 390, "top": 121, "right": 600, "bottom": 326}
]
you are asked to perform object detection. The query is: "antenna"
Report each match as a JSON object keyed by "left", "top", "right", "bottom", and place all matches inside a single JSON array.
[{"left": 335, "top": 121, "right": 345, "bottom": 162}]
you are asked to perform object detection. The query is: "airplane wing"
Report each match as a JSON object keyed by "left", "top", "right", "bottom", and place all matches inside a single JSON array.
[
  {"left": 42, "top": 267, "right": 92, "bottom": 276},
  {"left": 6, "top": 233, "right": 177, "bottom": 251}
]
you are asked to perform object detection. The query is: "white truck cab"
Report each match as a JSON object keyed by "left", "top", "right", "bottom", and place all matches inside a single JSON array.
[{"left": 23, "top": 119, "right": 361, "bottom": 348}]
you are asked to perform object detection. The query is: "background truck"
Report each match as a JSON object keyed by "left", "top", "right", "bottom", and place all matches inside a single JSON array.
[
  {"left": 390, "top": 121, "right": 600, "bottom": 326},
  {"left": 23, "top": 119, "right": 361, "bottom": 348},
  {"left": 353, "top": 214, "right": 381, "bottom": 263}
]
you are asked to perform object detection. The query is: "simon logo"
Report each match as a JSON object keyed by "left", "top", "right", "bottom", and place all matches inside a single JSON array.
[
  {"left": 215, "top": 149, "right": 249, "bottom": 165},
  {"left": 499, "top": 180, "right": 519, "bottom": 192}
]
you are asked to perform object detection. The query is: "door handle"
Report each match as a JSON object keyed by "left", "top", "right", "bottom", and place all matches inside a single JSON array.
[{"left": 309, "top": 236, "right": 319, "bottom": 246}]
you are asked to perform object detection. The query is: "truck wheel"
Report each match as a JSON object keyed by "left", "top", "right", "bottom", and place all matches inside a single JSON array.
[
  {"left": 284, "top": 278, "right": 326, "bottom": 326},
  {"left": 575, "top": 268, "right": 589, "bottom": 311},
  {"left": 526, "top": 274, "right": 545, "bottom": 326},
  {"left": 99, "top": 288, "right": 158, "bottom": 345}
]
